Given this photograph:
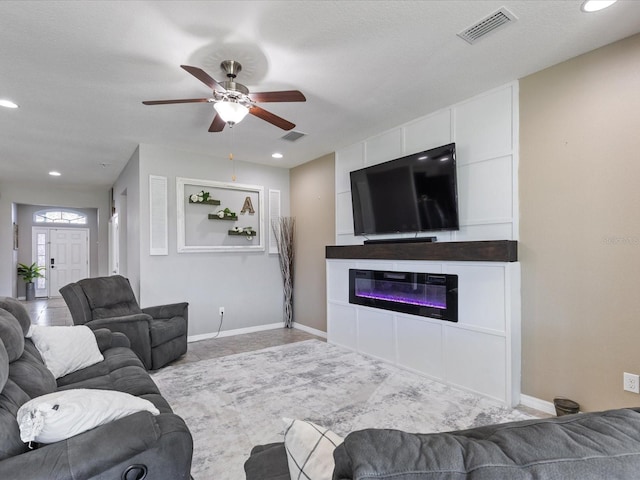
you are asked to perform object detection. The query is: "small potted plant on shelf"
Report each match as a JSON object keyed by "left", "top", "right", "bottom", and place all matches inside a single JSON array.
[
  {"left": 215, "top": 208, "right": 237, "bottom": 219},
  {"left": 189, "top": 190, "right": 209, "bottom": 202},
  {"left": 17, "top": 262, "right": 44, "bottom": 301}
]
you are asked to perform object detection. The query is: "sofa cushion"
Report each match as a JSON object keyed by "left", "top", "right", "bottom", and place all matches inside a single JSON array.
[
  {"left": 17, "top": 388, "right": 160, "bottom": 443},
  {"left": 27, "top": 325, "right": 104, "bottom": 379},
  {"left": 150, "top": 317, "right": 187, "bottom": 347},
  {"left": 56, "top": 347, "right": 161, "bottom": 399},
  {"left": 78, "top": 275, "right": 142, "bottom": 319},
  {"left": 58, "top": 283, "right": 93, "bottom": 325},
  {"left": 0, "top": 310, "right": 24, "bottom": 362},
  {"left": 245, "top": 443, "right": 290, "bottom": 480},
  {"left": 0, "top": 379, "right": 31, "bottom": 461},
  {"left": 0, "top": 338, "right": 31, "bottom": 461},
  {"left": 0, "top": 298, "right": 31, "bottom": 335},
  {"left": 8, "top": 344, "right": 57, "bottom": 399}
]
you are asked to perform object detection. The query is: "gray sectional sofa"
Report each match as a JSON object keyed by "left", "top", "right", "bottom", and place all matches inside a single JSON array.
[
  {"left": 0, "top": 296, "right": 193, "bottom": 480},
  {"left": 245, "top": 408, "right": 640, "bottom": 479}
]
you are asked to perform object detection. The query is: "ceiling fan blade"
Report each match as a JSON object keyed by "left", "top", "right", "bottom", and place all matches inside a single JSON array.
[
  {"left": 249, "top": 90, "right": 306, "bottom": 103},
  {"left": 208, "top": 114, "right": 226, "bottom": 132},
  {"left": 249, "top": 105, "right": 295, "bottom": 131},
  {"left": 142, "top": 98, "right": 211, "bottom": 105},
  {"left": 180, "top": 65, "right": 226, "bottom": 92}
]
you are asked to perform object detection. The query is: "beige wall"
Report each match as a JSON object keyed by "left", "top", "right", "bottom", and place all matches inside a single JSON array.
[
  {"left": 520, "top": 33, "right": 640, "bottom": 411},
  {"left": 291, "top": 153, "right": 335, "bottom": 332}
]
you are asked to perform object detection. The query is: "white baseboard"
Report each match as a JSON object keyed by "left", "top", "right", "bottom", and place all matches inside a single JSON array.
[
  {"left": 293, "top": 322, "right": 327, "bottom": 339},
  {"left": 519, "top": 394, "right": 557, "bottom": 415},
  {"left": 188, "top": 321, "right": 328, "bottom": 343},
  {"left": 188, "top": 322, "right": 284, "bottom": 343}
]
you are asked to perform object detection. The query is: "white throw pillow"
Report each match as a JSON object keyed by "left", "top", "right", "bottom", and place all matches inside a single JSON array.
[
  {"left": 27, "top": 325, "right": 104, "bottom": 378},
  {"left": 283, "top": 418, "right": 344, "bottom": 480},
  {"left": 17, "top": 389, "right": 160, "bottom": 443}
]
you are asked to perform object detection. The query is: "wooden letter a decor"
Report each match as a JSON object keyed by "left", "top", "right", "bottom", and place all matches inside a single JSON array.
[{"left": 241, "top": 196, "right": 255, "bottom": 214}]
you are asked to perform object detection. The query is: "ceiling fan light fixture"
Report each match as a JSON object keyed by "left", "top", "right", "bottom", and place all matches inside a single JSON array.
[
  {"left": 581, "top": 0, "right": 617, "bottom": 12},
  {"left": 214, "top": 101, "right": 249, "bottom": 126},
  {"left": 0, "top": 99, "right": 19, "bottom": 109}
]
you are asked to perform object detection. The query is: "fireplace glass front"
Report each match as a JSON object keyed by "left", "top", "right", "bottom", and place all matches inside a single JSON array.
[{"left": 349, "top": 269, "right": 458, "bottom": 322}]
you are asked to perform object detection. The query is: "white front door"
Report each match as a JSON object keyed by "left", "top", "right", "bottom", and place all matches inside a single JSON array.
[{"left": 44, "top": 228, "right": 89, "bottom": 297}]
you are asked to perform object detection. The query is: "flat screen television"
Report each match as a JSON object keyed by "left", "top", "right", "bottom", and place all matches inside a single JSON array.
[{"left": 350, "top": 143, "right": 459, "bottom": 236}]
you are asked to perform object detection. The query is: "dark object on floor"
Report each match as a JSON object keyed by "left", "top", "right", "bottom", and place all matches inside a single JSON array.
[
  {"left": 554, "top": 397, "right": 580, "bottom": 416},
  {"left": 59, "top": 275, "right": 188, "bottom": 370},
  {"left": 244, "top": 443, "right": 290, "bottom": 480},
  {"left": 0, "top": 296, "right": 193, "bottom": 479},
  {"left": 246, "top": 408, "right": 640, "bottom": 480}
]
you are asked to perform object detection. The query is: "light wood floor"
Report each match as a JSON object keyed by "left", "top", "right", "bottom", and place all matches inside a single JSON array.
[{"left": 22, "top": 297, "right": 325, "bottom": 366}]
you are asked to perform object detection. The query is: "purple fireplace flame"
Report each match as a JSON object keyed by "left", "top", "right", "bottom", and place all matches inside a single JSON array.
[
  {"left": 349, "top": 269, "right": 458, "bottom": 322},
  {"left": 355, "top": 279, "right": 446, "bottom": 309},
  {"left": 355, "top": 291, "right": 446, "bottom": 309}
]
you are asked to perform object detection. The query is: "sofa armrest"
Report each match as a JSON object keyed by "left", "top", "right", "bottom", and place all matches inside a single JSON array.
[
  {"left": 87, "top": 313, "right": 152, "bottom": 328},
  {"left": 142, "top": 302, "right": 188, "bottom": 320},
  {"left": 92, "top": 328, "right": 131, "bottom": 351},
  {"left": 333, "top": 409, "right": 640, "bottom": 480},
  {"left": 86, "top": 314, "right": 153, "bottom": 369},
  {"left": 0, "top": 412, "right": 192, "bottom": 480},
  {"left": 245, "top": 443, "right": 290, "bottom": 480}
]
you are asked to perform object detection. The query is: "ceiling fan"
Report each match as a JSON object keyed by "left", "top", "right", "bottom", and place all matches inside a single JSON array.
[{"left": 142, "top": 61, "right": 306, "bottom": 132}]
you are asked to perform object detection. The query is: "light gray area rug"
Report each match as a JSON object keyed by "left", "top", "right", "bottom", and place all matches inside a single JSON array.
[{"left": 152, "top": 340, "right": 538, "bottom": 480}]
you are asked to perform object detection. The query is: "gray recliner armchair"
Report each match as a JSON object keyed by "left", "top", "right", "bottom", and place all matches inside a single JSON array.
[{"left": 59, "top": 275, "right": 188, "bottom": 370}]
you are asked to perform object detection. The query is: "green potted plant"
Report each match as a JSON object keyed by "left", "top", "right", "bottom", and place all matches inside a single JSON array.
[{"left": 17, "top": 262, "right": 44, "bottom": 301}]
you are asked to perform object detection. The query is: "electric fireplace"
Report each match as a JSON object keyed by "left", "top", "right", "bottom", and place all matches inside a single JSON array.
[{"left": 349, "top": 269, "right": 458, "bottom": 322}]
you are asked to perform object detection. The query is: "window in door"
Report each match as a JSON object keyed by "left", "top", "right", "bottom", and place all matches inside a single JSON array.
[{"left": 34, "top": 209, "right": 87, "bottom": 224}]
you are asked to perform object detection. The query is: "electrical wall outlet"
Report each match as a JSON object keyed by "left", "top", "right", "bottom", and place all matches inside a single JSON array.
[
  {"left": 219, "top": 307, "right": 225, "bottom": 316},
  {"left": 623, "top": 372, "right": 639, "bottom": 393}
]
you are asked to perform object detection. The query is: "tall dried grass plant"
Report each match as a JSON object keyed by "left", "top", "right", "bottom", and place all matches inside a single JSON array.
[{"left": 272, "top": 217, "right": 295, "bottom": 328}]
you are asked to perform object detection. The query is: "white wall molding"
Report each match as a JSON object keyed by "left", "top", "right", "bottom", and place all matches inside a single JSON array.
[
  {"left": 187, "top": 321, "right": 328, "bottom": 344},
  {"left": 329, "top": 82, "right": 521, "bottom": 406},
  {"left": 293, "top": 322, "right": 327, "bottom": 339},
  {"left": 334, "top": 81, "right": 519, "bottom": 245},
  {"left": 188, "top": 322, "right": 285, "bottom": 343},
  {"left": 327, "top": 259, "right": 521, "bottom": 407},
  {"left": 520, "top": 394, "right": 557, "bottom": 416}
]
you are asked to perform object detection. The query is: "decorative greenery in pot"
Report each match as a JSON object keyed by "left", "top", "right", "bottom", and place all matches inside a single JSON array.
[
  {"left": 216, "top": 207, "right": 237, "bottom": 219},
  {"left": 17, "top": 262, "right": 44, "bottom": 301},
  {"left": 17, "top": 262, "right": 44, "bottom": 283}
]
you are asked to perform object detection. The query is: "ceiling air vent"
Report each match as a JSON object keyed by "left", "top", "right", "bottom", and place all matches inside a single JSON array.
[
  {"left": 281, "top": 130, "right": 306, "bottom": 142},
  {"left": 457, "top": 7, "right": 517, "bottom": 45}
]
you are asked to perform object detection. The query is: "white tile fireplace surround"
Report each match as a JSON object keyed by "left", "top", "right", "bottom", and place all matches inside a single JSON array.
[{"left": 326, "top": 241, "right": 520, "bottom": 407}]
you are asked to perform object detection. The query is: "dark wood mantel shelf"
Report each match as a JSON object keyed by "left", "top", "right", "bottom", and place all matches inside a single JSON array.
[{"left": 326, "top": 240, "right": 517, "bottom": 262}]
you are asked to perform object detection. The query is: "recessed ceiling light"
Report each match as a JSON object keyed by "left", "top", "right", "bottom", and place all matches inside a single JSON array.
[
  {"left": 49, "top": 171, "right": 61, "bottom": 177},
  {"left": 581, "top": 0, "right": 617, "bottom": 12},
  {"left": 272, "top": 153, "right": 283, "bottom": 159},
  {"left": 0, "top": 99, "right": 19, "bottom": 109}
]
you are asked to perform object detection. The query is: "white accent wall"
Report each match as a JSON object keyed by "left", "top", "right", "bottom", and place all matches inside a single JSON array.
[
  {"left": 329, "top": 83, "right": 521, "bottom": 406},
  {"left": 335, "top": 82, "right": 519, "bottom": 245}
]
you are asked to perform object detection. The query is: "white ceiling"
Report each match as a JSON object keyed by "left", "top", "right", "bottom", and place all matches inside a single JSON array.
[{"left": 1, "top": 1, "right": 639, "bottom": 188}]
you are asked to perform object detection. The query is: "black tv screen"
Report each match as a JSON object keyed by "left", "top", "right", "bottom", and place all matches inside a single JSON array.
[{"left": 350, "top": 143, "right": 459, "bottom": 236}]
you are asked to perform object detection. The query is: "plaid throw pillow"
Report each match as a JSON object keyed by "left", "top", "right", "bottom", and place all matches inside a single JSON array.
[{"left": 283, "top": 418, "right": 344, "bottom": 480}]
